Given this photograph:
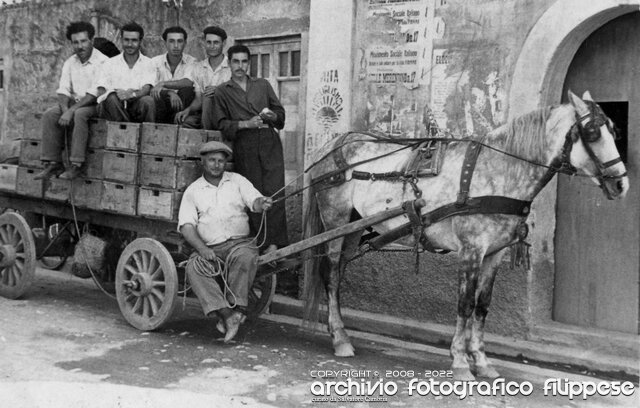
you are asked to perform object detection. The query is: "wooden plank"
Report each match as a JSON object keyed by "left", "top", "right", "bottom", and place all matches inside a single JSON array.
[
  {"left": 0, "top": 164, "right": 18, "bottom": 192},
  {"left": 16, "top": 167, "right": 43, "bottom": 198},
  {"left": 106, "top": 122, "right": 140, "bottom": 152},
  {"left": 18, "top": 139, "right": 42, "bottom": 168},
  {"left": 101, "top": 181, "right": 137, "bottom": 215},
  {"left": 257, "top": 200, "right": 422, "bottom": 265},
  {"left": 102, "top": 151, "right": 138, "bottom": 183},
  {"left": 137, "top": 187, "right": 181, "bottom": 220}
]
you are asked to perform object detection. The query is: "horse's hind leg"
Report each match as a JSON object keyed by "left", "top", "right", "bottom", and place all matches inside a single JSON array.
[
  {"left": 450, "top": 247, "right": 483, "bottom": 381},
  {"left": 467, "top": 249, "right": 505, "bottom": 378},
  {"left": 324, "top": 230, "right": 362, "bottom": 357}
]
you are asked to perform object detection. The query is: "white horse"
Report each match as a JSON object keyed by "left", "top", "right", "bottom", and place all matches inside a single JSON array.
[{"left": 302, "top": 91, "right": 628, "bottom": 380}]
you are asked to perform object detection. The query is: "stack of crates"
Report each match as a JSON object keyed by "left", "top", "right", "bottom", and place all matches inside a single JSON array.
[
  {"left": 15, "top": 113, "right": 45, "bottom": 198},
  {"left": 8, "top": 114, "right": 223, "bottom": 222}
]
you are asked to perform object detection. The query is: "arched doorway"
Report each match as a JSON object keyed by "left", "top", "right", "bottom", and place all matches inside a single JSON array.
[{"left": 554, "top": 12, "right": 640, "bottom": 334}]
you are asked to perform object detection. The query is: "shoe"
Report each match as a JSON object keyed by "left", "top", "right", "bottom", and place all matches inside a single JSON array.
[
  {"left": 223, "top": 311, "right": 243, "bottom": 343},
  {"left": 33, "top": 162, "right": 64, "bottom": 180},
  {"left": 215, "top": 318, "right": 226, "bottom": 334},
  {"left": 59, "top": 164, "right": 83, "bottom": 180}
]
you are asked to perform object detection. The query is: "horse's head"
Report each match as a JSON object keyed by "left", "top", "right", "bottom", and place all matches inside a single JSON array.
[{"left": 567, "top": 90, "right": 629, "bottom": 199}]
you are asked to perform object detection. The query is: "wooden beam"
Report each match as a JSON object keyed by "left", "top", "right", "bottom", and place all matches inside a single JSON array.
[{"left": 258, "top": 199, "right": 424, "bottom": 265}]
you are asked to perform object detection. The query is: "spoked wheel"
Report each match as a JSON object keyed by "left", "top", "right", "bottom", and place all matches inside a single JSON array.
[
  {"left": 115, "top": 238, "right": 178, "bottom": 330},
  {"left": 0, "top": 212, "right": 37, "bottom": 299},
  {"left": 247, "top": 271, "right": 277, "bottom": 321}
]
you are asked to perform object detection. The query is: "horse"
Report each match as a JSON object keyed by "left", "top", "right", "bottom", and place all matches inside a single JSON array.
[{"left": 302, "top": 90, "right": 628, "bottom": 380}]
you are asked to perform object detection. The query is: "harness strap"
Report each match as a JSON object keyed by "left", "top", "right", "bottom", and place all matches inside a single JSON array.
[
  {"left": 457, "top": 140, "right": 483, "bottom": 205},
  {"left": 367, "top": 196, "right": 531, "bottom": 252}
]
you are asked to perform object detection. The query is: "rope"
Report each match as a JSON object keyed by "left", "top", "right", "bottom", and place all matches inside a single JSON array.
[{"left": 62, "top": 128, "right": 116, "bottom": 299}]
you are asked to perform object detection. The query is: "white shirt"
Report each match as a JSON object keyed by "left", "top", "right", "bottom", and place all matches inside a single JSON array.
[
  {"left": 56, "top": 48, "right": 108, "bottom": 101},
  {"left": 92, "top": 53, "right": 156, "bottom": 103},
  {"left": 185, "top": 56, "right": 231, "bottom": 94},
  {"left": 151, "top": 53, "right": 197, "bottom": 83},
  {"left": 178, "top": 172, "right": 263, "bottom": 246}
]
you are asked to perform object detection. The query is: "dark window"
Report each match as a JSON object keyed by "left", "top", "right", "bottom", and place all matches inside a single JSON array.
[
  {"left": 249, "top": 55, "right": 258, "bottom": 78},
  {"left": 291, "top": 50, "right": 300, "bottom": 76},
  {"left": 0, "top": 70, "right": 3, "bottom": 89},
  {"left": 598, "top": 101, "right": 628, "bottom": 164},
  {"left": 260, "top": 54, "right": 270, "bottom": 78}
]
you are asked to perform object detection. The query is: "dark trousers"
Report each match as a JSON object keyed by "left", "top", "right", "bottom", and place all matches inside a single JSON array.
[
  {"left": 98, "top": 92, "right": 155, "bottom": 123},
  {"left": 155, "top": 87, "right": 200, "bottom": 128},
  {"left": 234, "top": 128, "right": 289, "bottom": 248},
  {"left": 41, "top": 104, "right": 96, "bottom": 163}
]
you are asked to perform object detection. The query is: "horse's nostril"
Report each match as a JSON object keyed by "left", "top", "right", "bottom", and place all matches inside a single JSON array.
[{"left": 617, "top": 180, "right": 624, "bottom": 192}]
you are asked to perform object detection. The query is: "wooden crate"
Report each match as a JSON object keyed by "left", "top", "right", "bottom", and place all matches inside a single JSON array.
[
  {"left": 139, "top": 155, "right": 176, "bottom": 188},
  {"left": 44, "top": 177, "right": 70, "bottom": 201},
  {"left": 106, "top": 122, "right": 140, "bottom": 152},
  {"left": 85, "top": 148, "right": 104, "bottom": 179},
  {"left": 102, "top": 151, "right": 138, "bottom": 183},
  {"left": 176, "top": 159, "right": 201, "bottom": 190},
  {"left": 22, "top": 112, "right": 43, "bottom": 140},
  {"left": 72, "top": 178, "right": 103, "bottom": 209},
  {"left": 205, "top": 130, "right": 223, "bottom": 142},
  {"left": 137, "top": 187, "right": 182, "bottom": 220},
  {"left": 19, "top": 139, "right": 42, "bottom": 168},
  {"left": 0, "top": 164, "right": 18, "bottom": 191},
  {"left": 101, "top": 181, "right": 137, "bottom": 215},
  {"left": 88, "top": 119, "right": 108, "bottom": 148},
  {"left": 176, "top": 128, "right": 206, "bottom": 158},
  {"left": 141, "top": 123, "right": 178, "bottom": 156},
  {"left": 16, "top": 167, "right": 43, "bottom": 198}
]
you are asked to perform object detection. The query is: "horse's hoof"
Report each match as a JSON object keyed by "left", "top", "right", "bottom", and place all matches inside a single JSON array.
[
  {"left": 451, "top": 367, "right": 475, "bottom": 381},
  {"left": 475, "top": 365, "right": 500, "bottom": 378},
  {"left": 334, "top": 342, "right": 355, "bottom": 357}
]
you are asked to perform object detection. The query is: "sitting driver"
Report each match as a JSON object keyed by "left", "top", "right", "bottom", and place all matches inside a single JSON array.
[{"left": 178, "top": 141, "right": 272, "bottom": 342}]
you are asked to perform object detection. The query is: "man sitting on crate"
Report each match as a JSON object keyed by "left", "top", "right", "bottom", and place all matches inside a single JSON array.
[
  {"left": 178, "top": 141, "right": 273, "bottom": 342},
  {"left": 91, "top": 22, "right": 157, "bottom": 127},
  {"left": 150, "top": 26, "right": 200, "bottom": 127},
  {"left": 34, "top": 21, "right": 108, "bottom": 180}
]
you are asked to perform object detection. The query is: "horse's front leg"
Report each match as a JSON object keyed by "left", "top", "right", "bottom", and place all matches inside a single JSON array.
[
  {"left": 450, "top": 247, "right": 483, "bottom": 381},
  {"left": 467, "top": 249, "right": 505, "bottom": 378},
  {"left": 323, "top": 232, "right": 361, "bottom": 357}
]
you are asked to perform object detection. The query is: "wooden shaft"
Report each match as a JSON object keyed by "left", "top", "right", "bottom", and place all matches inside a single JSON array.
[{"left": 258, "top": 198, "right": 426, "bottom": 265}]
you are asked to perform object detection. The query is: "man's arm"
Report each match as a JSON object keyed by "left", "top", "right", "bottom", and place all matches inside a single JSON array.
[
  {"left": 211, "top": 92, "right": 264, "bottom": 140},
  {"left": 180, "top": 224, "right": 217, "bottom": 260},
  {"left": 175, "top": 91, "right": 202, "bottom": 125},
  {"left": 265, "top": 81, "right": 285, "bottom": 130},
  {"left": 58, "top": 93, "right": 98, "bottom": 127}
]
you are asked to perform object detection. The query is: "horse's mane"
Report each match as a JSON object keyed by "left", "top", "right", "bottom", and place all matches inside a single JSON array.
[{"left": 487, "top": 105, "right": 574, "bottom": 163}]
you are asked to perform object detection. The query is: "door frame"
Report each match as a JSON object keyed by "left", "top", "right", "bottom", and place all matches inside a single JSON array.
[{"left": 507, "top": 0, "right": 639, "bottom": 325}]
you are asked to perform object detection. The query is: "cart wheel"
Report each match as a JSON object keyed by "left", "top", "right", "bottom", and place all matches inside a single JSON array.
[
  {"left": 115, "top": 238, "right": 178, "bottom": 330},
  {"left": 0, "top": 212, "right": 37, "bottom": 299},
  {"left": 247, "top": 272, "right": 277, "bottom": 320}
]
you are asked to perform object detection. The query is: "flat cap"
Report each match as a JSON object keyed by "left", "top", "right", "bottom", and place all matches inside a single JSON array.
[{"left": 199, "top": 141, "right": 233, "bottom": 158}]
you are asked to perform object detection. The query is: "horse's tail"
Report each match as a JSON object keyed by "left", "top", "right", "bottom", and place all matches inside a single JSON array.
[{"left": 302, "top": 188, "right": 325, "bottom": 327}]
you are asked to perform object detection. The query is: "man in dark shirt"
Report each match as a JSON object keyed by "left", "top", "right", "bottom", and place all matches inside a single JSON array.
[{"left": 211, "top": 44, "right": 288, "bottom": 251}]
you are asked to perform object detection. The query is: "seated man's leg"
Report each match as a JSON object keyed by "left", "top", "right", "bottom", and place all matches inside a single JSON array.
[
  {"left": 154, "top": 92, "right": 171, "bottom": 124},
  {"left": 201, "top": 96, "right": 215, "bottom": 130},
  {"left": 68, "top": 105, "right": 97, "bottom": 165},
  {"left": 131, "top": 95, "right": 156, "bottom": 123},
  {"left": 40, "top": 105, "right": 65, "bottom": 163},
  {"left": 34, "top": 105, "right": 66, "bottom": 179},
  {"left": 222, "top": 240, "right": 259, "bottom": 309},
  {"left": 99, "top": 93, "right": 130, "bottom": 122},
  {"left": 186, "top": 257, "right": 228, "bottom": 317}
]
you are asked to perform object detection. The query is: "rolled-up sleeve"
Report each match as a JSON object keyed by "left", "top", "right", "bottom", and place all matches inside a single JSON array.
[
  {"left": 177, "top": 188, "right": 199, "bottom": 231},
  {"left": 55, "top": 60, "right": 73, "bottom": 98},
  {"left": 234, "top": 174, "right": 263, "bottom": 212}
]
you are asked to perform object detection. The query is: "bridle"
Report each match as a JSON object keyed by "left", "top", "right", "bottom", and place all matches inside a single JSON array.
[{"left": 552, "top": 101, "right": 627, "bottom": 198}]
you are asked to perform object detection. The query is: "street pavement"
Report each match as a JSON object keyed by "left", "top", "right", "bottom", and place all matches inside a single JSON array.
[{"left": 0, "top": 267, "right": 638, "bottom": 408}]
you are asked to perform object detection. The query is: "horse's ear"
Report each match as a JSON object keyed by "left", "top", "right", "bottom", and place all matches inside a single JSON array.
[
  {"left": 568, "top": 90, "right": 589, "bottom": 116},
  {"left": 582, "top": 90, "right": 594, "bottom": 101}
]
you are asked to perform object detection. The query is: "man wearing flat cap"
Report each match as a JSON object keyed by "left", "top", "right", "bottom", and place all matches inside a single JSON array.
[{"left": 178, "top": 141, "right": 272, "bottom": 342}]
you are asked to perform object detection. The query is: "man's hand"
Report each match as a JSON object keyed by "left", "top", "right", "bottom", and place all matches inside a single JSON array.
[
  {"left": 241, "top": 115, "right": 264, "bottom": 129},
  {"left": 197, "top": 247, "right": 217, "bottom": 261},
  {"left": 174, "top": 107, "right": 191, "bottom": 125},
  {"left": 168, "top": 91, "right": 183, "bottom": 111},
  {"left": 115, "top": 89, "right": 136, "bottom": 100},
  {"left": 255, "top": 196, "right": 273, "bottom": 212},
  {"left": 58, "top": 108, "right": 75, "bottom": 127},
  {"left": 203, "top": 85, "right": 218, "bottom": 98},
  {"left": 259, "top": 108, "right": 277, "bottom": 122},
  {"left": 151, "top": 83, "right": 165, "bottom": 100}
]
